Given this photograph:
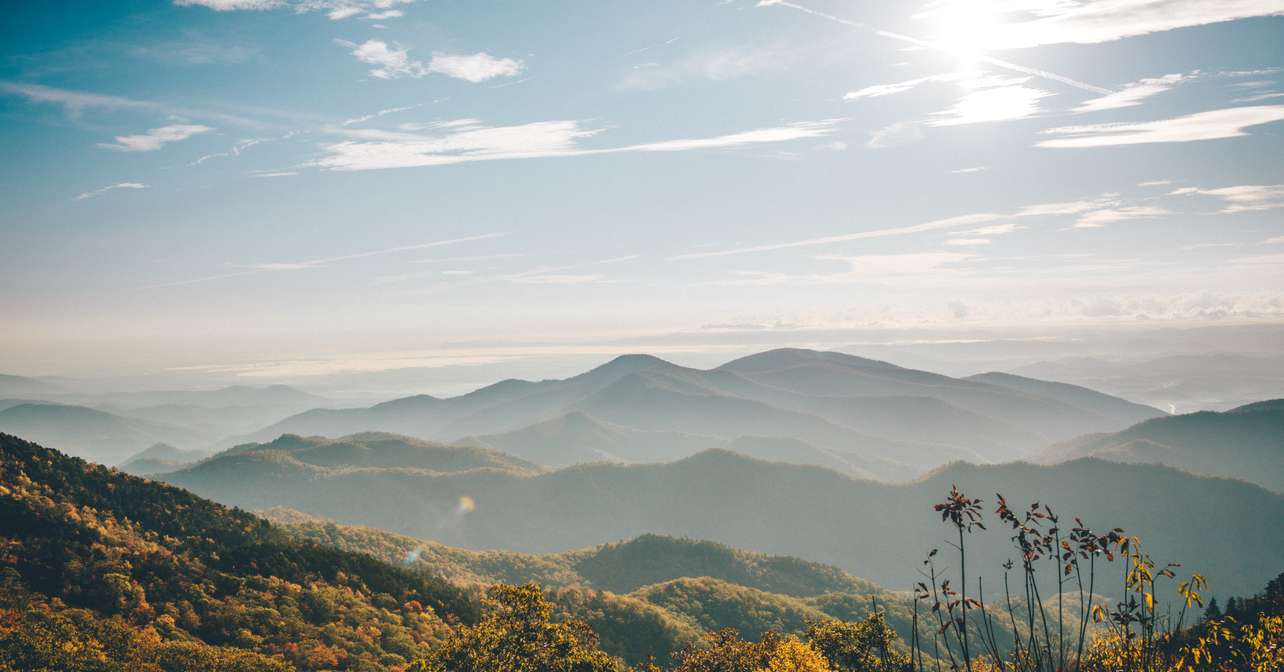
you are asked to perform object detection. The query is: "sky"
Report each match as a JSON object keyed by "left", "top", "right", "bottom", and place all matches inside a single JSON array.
[{"left": 2, "top": 0, "right": 1283, "bottom": 392}]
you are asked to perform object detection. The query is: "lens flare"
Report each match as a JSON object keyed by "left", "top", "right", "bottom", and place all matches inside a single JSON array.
[{"left": 457, "top": 495, "right": 476, "bottom": 513}]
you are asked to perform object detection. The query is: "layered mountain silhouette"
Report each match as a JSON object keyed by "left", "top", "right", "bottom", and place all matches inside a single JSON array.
[
  {"left": 1040, "top": 400, "right": 1284, "bottom": 492},
  {"left": 163, "top": 442, "right": 1283, "bottom": 598},
  {"left": 0, "top": 402, "right": 203, "bottom": 465},
  {"left": 117, "top": 442, "right": 214, "bottom": 475},
  {"left": 235, "top": 349, "right": 1161, "bottom": 479},
  {"left": 0, "top": 373, "right": 61, "bottom": 397}
]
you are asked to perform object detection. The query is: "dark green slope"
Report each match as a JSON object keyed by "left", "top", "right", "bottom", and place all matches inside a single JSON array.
[{"left": 166, "top": 446, "right": 1284, "bottom": 598}]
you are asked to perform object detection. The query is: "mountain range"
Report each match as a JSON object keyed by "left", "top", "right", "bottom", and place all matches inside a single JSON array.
[
  {"left": 117, "top": 442, "right": 215, "bottom": 475},
  {"left": 0, "top": 383, "right": 330, "bottom": 465},
  {"left": 233, "top": 349, "right": 1162, "bottom": 480},
  {"left": 0, "top": 402, "right": 204, "bottom": 465},
  {"left": 162, "top": 432, "right": 1283, "bottom": 599},
  {"left": 1040, "top": 399, "right": 1284, "bottom": 492}
]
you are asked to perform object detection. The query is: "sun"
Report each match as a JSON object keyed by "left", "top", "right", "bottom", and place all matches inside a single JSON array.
[{"left": 922, "top": 0, "right": 1006, "bottom": 74}]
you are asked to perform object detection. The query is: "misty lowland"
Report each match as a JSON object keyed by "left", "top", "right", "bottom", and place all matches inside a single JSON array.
[{"left": 3, "top": 1, "right": 1284, "bottom": 671}]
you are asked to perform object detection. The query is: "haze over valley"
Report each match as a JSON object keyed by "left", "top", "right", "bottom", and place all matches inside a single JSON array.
[{"left": 2, "top": 0, "right": 1282, "bottom": 669}]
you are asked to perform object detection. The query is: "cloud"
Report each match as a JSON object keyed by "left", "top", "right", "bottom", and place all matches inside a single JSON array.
[
  {"left": 174, "top": 0, "right": 279, "bottom": 8},
  {"left": 175, "top": 0, "right": 415, "bottom": 20},
  {"left": 1038, "top": 105, "right": 1284, "bottom": 148},
  {"left": 944, "top": 238, "right": 991, "bottom": 246},
  {"left": 191, "top": 137, "right": 262, "bottom": 165},
  {"left": 1265, "top": 236, "right": 1284, "bottom": 244},
  {"left": 1137, "top": 179, "right": 1173, "bottom": 187},
  {"left": 819, "top": 252, "right": 976, "bottom": 276},
  {"left": 618, "top": 46, "right": 790, "bottom": 91},
  {"left": 131, "top": 37, "right": 257, "bottom": 65},
  {"left": 1230, "top": 253, "right": 1284, "bottom": 266},
  {"left": 844, "top": 73, "right": 959, "bottom": 100},
  {"left": 73, "top": 182, "right": 149, "bottom": 201},
  {"left": 951, "top": 166, "right": 987, "bottom": 174},
  {"left": 1170, "top": 184, "right": 1284, "bottom": 212},
  {"left": 1073, "top": 73, "right": 1190, "bottom": 113},
  {"left": 671, "top": 196, "right": 1110, "bottom": 260},
  {"left": 97, "top": 124, "right": 213, "bottom": 152},
  {"left": 512, "top": 273, "right": 606, "bottom": 285},
  {"left": 150, "top": 233, "right": 505, "bottom": 288},
  {"left": 314, "top": 118, "right": 840, "bottom": 171},
  {"left": 1072, "top": 206, "right": 1169, "bottom": 229},
  {"left": 340, "top": 39, "right": 425, "bottom": 78},
  {"left": 338, "top": 40, "right": 524, "bottom": 81},
  {"left": 915, "top": 0, "right": 1284, "bottom": 48},
  {"left": 957, "top": 222, "right": 1024, "bottom": 236},
  {"left": 1, "top": 81, "right": 150, "bottom": 114},
  {"left": 930, "top": 82, "right": 1053, "bottom": 126},
  {"left": 427, "top": 52, "right": 525, "bottom": 82},
  {"left": 342, "top": 104, "right": 423, "bottom": 126},
  {"left": 1, "top": 81, "right": 266, "bottom": 127},
  {"left": 866, "top": 121, "right": 922, "bottom": 148}
]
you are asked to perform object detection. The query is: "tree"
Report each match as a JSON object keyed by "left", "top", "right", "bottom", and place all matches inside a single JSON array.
[
  {"left": 673, "top": 629, "right": 779, "bottom": 672},
  {"left": 804, "top": 614, "right": 910, "bottom": 672},
  {"left": 1202, "top": 597, "right": 1222, "bottom": 622},
  {"left": 412, "top": 583, "right": 619, "bottom": 672},
  {"left": 761, "top": 636, "right": 833, "bottom": 672}
]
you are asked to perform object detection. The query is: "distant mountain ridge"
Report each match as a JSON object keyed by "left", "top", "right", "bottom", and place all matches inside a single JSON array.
[
  {"left": 1040, "top": 399, "right": 1284, "bottom": 492},
  {"left": 117, "top": 442, "right": 214, "bottom": 475},
  {"left": 0, "top": 402, "right": 203, "bottom": 465},
  {"left": 235, "top": 348, "right": 1162, "bottom": 479}
]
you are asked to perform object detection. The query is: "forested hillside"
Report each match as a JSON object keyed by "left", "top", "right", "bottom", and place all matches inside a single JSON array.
[
  {"left": 1041, "top": 400, "right": 1284, "bottom": 492},
  {"left": 0, "top": 432, "right": 477, "bottom": 670},
  {"left": 166, "top": 444, "right": 1284, "bottom": 599}
]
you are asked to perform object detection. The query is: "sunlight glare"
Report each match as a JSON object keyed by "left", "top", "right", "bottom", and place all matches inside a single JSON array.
[{"left": 924, "top": 0, "right": 1005, "bottom": 75}]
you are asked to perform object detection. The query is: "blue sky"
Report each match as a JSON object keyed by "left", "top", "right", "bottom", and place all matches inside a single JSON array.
[{"left": 2, "top": 0, "right": 1283, "bottom": 387}]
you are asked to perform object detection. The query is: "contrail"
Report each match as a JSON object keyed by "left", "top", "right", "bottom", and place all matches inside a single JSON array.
[{"left": 757, "top": 0, "right": 1113, "bottom": 95}]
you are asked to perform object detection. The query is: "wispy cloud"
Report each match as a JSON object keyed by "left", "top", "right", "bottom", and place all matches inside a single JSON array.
[
  {"left": 913, "top": 0, "right": 1284, "bottom": 48},
  {"left": 314, "top": 118, "right": 840, "bottom": 171},
  {"left": 97, "top": 124, "right": 212, "bottom": 152},
  {"left": 1038, "top": 105, "right": 1284, "bottom": 148},
  {"left": 73, "top": 182, "right": 149, "bottom": 201},
  {"left": 1073, "top": 73, "right": 1191, "bottom": 113},
  {"left": 338, "top": 39, "right": 524, "bottom": 82},
  {"left": 191, "top": 137, "right": 261, "bottom": 164},
  {"left": 175, "top": 0, "right": 415, "bottom": 21},
  {"left": 342, "top": 104, "right": 422, "bottom": 126},
  {"left": 866, "top": 121, "right": 922, "bottom": 148},
  {"left": 0, "top": 81, "right": 267, "bottom": 128},
  {"left": 1073, "top": 206, "right": 1169, "bottom": 229},
  {"left": 701, "top": 251, "right": 978, "bottom": 286},
  {"left": 944, "top": 238, "right": 991, "bottom": 246},
  {"left": 844, "top": 73, "right": 958, "bottom": 100},
  {"left": 1170, "top": 184, "right": 1284, "bottom": 212},
  {"left": 671, "top": 196, "right": 1109, "bottom": 260},
  {"left": 150, "top": 233, "right": 505, "bottom": 288},
  {"left": 950, "top": 166, "right": 987, "bottom": 174},
  {"left": 618, "top": 46, "right": 792, "bottom": 91},
  {"left": 957, "top": 222, "right": 1024, "bottom": 236}
]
